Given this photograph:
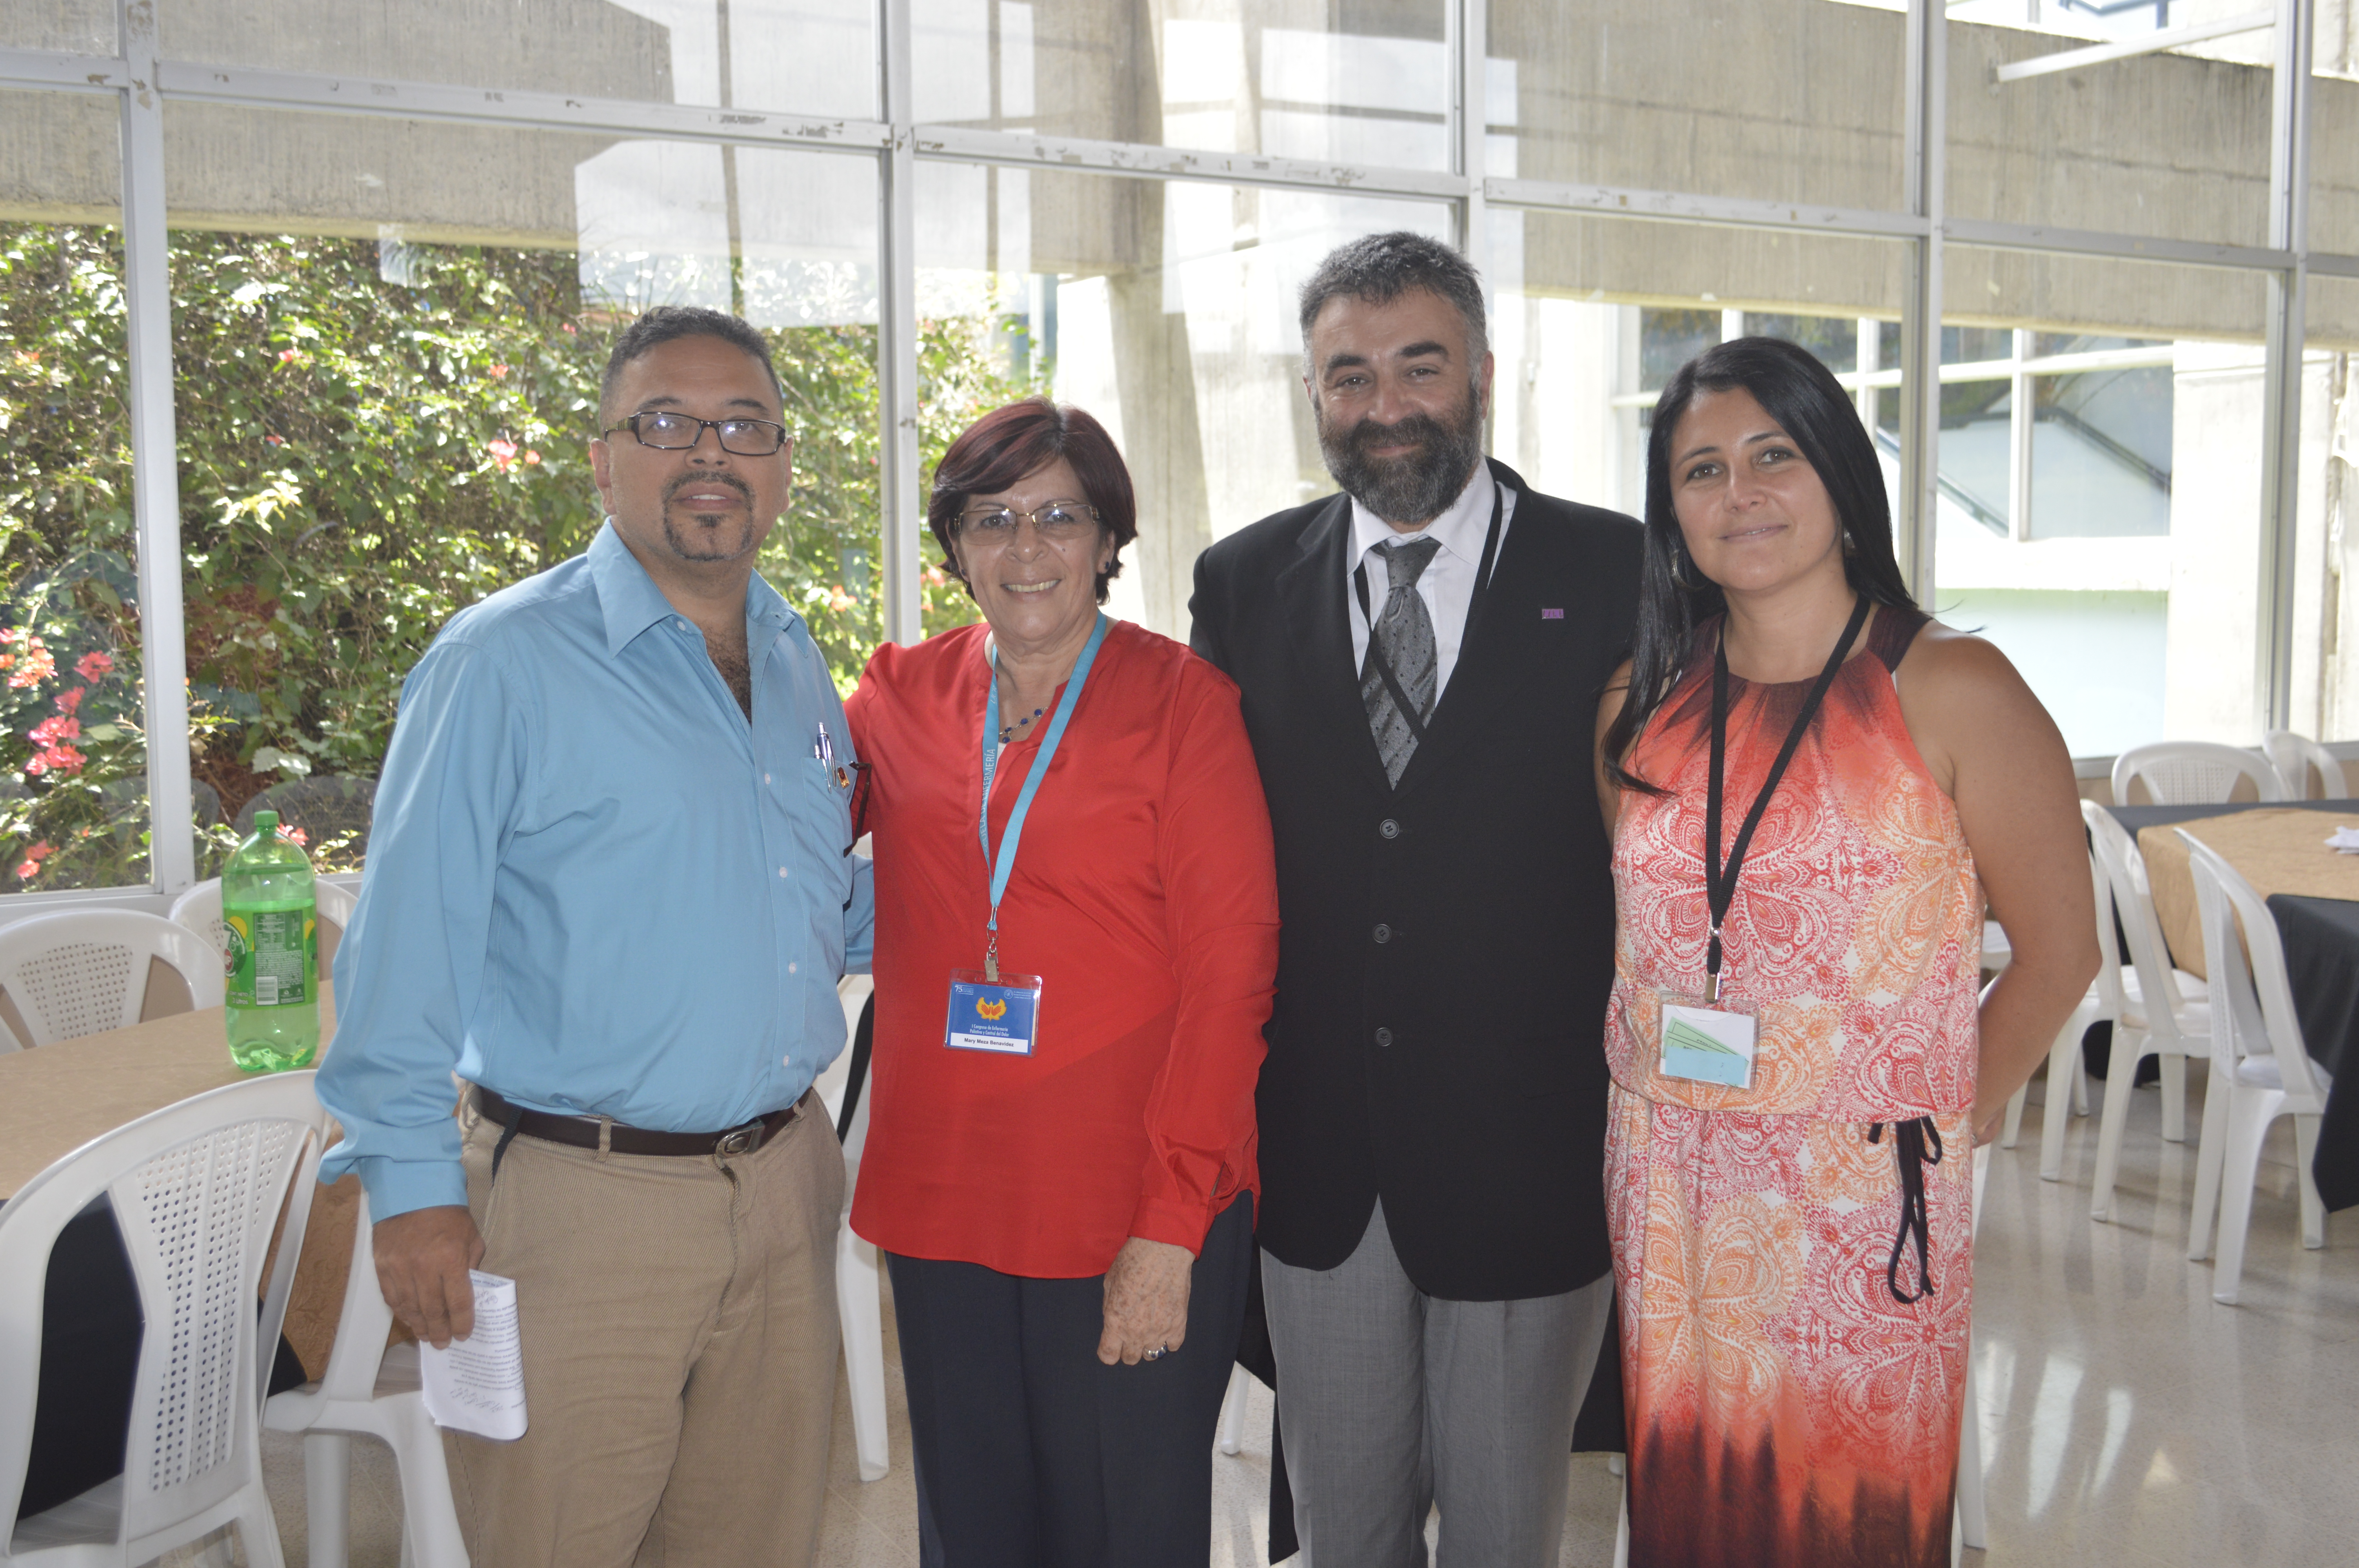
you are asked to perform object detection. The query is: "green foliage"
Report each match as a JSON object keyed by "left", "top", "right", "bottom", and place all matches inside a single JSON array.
[{"left": 0, "top": 221, "right": 1032, "bottom": 892}]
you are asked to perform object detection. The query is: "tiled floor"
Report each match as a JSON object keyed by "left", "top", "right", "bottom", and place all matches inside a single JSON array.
[{"left": 232, "top": 1064, "right": 2354, "bottom": 1567}]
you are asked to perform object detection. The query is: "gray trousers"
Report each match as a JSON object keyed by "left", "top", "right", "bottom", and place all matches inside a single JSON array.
[{"left": 1260, "top": 1200, "right": 1614, "bottom": 1568}]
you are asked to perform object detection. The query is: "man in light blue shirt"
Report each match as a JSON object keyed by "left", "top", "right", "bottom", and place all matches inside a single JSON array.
[{"left": 316, "top": 305, "right": 873, "bottom": 1568}]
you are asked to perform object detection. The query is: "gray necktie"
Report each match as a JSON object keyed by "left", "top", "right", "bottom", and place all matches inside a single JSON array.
[{"left": 1362, "top": 537, "right": 1441, "bottom": 786}]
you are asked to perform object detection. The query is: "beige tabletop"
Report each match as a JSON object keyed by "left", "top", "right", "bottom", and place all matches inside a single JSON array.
[
  {"left": 0, "top": 986, "right": 364, "bottom": 1377},
  {"left": 2137, "top": 808, "right": 2359, "bottom": 980}
]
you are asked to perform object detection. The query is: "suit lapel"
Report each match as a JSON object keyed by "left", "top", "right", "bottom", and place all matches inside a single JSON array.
[
  {"left": 1391, "top": 460, "right": 1542, "bottom": 797},
  {"left": 1276, "top": 493, "right": 1393, "bottom": 797}
]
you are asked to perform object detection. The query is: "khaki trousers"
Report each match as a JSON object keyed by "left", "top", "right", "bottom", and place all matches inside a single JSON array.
[{"left": 446, "top": 1091, "right": 844, "bottom": 1568}]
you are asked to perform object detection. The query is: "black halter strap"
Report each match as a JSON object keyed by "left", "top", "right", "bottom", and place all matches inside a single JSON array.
[{"left": 1867, "top": 1116, "right": 1945, "bottom": 1304}]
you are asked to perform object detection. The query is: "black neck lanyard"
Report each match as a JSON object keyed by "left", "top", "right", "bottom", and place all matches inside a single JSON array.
[
  {"left": 1702, "top": 593, "right": 1872, "bottom": 1002},
  {"left": 1352, "top": 480, "right": 1505, "bottom": 743}
]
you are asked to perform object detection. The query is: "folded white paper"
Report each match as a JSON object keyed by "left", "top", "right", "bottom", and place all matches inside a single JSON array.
[
  {"left": 2326, "top": 824, "right": 2359, "bottom": 855},
  {"left": 421, "top": 1270, "right": 528, "bottom": 1440}
]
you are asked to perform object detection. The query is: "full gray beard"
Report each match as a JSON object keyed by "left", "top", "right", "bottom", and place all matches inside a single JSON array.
[{"left": 1318, "top": 399, "right": 1486, "bottom": 528}]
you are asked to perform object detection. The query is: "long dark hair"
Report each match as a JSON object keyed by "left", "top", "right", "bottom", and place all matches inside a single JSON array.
[{"left": 1601, "top": 335, "right": 1918, "bottom": 795}]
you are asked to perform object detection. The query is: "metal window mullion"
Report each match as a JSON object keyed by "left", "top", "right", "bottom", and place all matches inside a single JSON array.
[
  {"left": 118, "top": 2, "right": 196, "bottom": 895},
  {"left": 2256, "top": 0, "right": 2316, "bottom": 732},
  {"left": 1899, "top": 0, "right": 1945, "bottom": 606},
  {"left": 1452, "top": 0, "right": 1488, "bottom": 276},
  {"left": 878, "top": 0, "right": 921, "bottom": 649},
  {"left": 2010, "top": 330, "right": 2034, "bottom": 541}
]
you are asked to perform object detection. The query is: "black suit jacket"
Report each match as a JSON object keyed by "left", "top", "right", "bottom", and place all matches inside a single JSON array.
[{"left": 1189, "top": 458, "right": 1643, "bottom": 1301}]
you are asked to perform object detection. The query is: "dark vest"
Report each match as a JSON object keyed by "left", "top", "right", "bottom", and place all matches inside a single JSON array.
[{"left": 1188, "top": 458, "right": 1644, "bottom": 1300}]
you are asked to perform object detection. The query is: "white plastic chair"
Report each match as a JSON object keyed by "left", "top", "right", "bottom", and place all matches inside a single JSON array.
[
  {"left": 0, "top": 1071, "right": 330, "bottom": 1567},
  {"left": 2083, "top": 802, "right": 2210, "bottom": 1221},
  {"left": 262, "top": 1187, "right": 468, "bottom": 1568},
  {"left": 814, "top": 975, "right": 888, "bottom": 1483},
  {"left": 167, "top": 879, "right": 358, "bottom": 960},
  {"left": 1214, "top": 1364, "right": 1253, "bottom": 1455},
  {"left": 0, "top": 910, "right": 227, "bottom": 1052},
  {"left": 1996, "top": 845, "right": 2115, "bottom": 1179},
  {"left": 2111, "top": 741, "right": 2283, "bottom": 808},
  {"left": 2261, "top": 729, "right": 2348, "bottom": 801},
  {"left": 2178, "top": 833, "right": 2332, "bottom": 1306}
]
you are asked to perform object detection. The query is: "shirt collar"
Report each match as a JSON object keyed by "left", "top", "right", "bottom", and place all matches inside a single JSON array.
[
  {"left": 1348, "top": 463, "right": 1496, "bottom": 573},
  {"left": 587, "top": 519, "right": 797, "bottom": 657}
]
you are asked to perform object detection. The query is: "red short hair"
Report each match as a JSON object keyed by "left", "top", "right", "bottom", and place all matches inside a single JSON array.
[{"left": 926, "top": 399, "right": 1136, "bottom": 604}]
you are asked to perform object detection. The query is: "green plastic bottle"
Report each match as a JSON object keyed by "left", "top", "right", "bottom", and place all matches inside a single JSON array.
[{"left": 223, "top": 809, "right": 320, "bottom": 1072}]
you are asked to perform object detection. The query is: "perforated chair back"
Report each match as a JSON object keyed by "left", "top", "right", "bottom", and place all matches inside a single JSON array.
[
  {"left": 2261, "top": 730, "right": 2348, "bottom": 801},
  {"left": 0, "top": 910, "right": 227, "bottom": 1052},
  {"left": 0, "top": 1072, "right": 327, "bottom": 1563},
  {"left": 2111, "top": 741, "right": 2283, "bottom": 807},
  {"left": 2179, "top": 834, "right": 2330, "bottom": 1107}
]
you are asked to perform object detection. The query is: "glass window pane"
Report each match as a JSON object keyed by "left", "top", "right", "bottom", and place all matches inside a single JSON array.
[
  {"left": 160, "top": 0, "right": 879, "bottom": 120},
  {"left": 0, "top": 91, "right": 150, "bottom": 893},
  {"left": 0, "top": 0, "right": 112, "bottom": 53},
  {"left": 2293, "top": 273, "right": 2358, "bottom": 751},
  {"left": 915, "top": 160, "right": 1452, "bottom": 637},
  {"left": 1487, "top": 0, "right": 1906, "bottom": 209},
  {"left": 2026, "top": 364, "right": 2173, "bottom": 540},
  {"left": 1939, "top": 247, "right": 2269, "bottom": 755},
  {"left": 2316, "top": 58, "right": 2359, "bottom": 254},
  {"left": 1492, "top": 211, "right": 1902, "bottom": 519},
  {"left": 1945, "top": 7, "right": 2274, "bottom": 247},
  {"left": 165, "top": 102, "right": 879, "bottom": 871},
  {"left": 914, "top": 1, "right": 1452, "bottom": 171}
]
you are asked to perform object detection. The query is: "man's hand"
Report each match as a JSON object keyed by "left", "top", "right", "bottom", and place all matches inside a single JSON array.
[
  {"left": 1098, "top": 1237, "right": 1194, "bottom": 1367},
  {"left": 372, "top": 1205, "right": 486, "bottom": 1348}
]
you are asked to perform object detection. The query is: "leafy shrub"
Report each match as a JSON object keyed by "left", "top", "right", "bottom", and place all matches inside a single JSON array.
[{"left": 0, "top": 222, "right": 1026, "bottom": 891}]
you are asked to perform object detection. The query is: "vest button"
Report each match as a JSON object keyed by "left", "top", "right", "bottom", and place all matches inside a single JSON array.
[
  {"left": 1379, "top": 818, "right": 1401, "bottom": 839},
  {"left": 1373, "top": 924, "right": 1391, "bottom": 944},
  {"left": 1374, "top": 1027, "right": 1394, "bottom": 1047}
]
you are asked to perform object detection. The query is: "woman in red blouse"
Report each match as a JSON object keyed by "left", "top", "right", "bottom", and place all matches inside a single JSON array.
[{"left": 843, "top": 397, "right": 1278, "bottom": 1566}]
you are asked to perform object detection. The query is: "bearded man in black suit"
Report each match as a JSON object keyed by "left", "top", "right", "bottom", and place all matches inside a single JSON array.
[{"left": 1189, "top": 231, "right": 1643, "bottom": 1566}]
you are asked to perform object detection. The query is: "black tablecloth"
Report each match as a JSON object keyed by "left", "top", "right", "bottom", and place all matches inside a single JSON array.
[
  {"left": 2270, "top": 894, "right": 2359, "bottom": 1210},
  {"left": 2103, "top": 799, "right": 2359, "bottom": 1211}
]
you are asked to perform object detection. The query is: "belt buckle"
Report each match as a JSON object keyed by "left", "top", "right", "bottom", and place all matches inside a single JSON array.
[{"left": 714, "top": 1124, "right": 761, "bottom": 1157}]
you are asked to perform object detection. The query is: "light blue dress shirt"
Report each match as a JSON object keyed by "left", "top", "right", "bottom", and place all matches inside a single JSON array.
[{"left": 317, "top": 523, "right": 875, "bottom": 1221}]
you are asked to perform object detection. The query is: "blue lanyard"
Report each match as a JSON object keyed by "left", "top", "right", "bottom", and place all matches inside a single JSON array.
[{"left": 978, "top": 613, "right": 1109, "bottom": 978}]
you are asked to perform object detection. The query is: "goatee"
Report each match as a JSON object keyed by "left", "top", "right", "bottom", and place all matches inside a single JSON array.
[{"left": 1317, "top": 390, "right": 1486, "bottom": 527}]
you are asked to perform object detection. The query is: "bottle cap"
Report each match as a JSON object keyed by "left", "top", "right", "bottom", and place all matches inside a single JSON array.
[{"left": 254, "top": 810, "right": 279, "bottom": 834}]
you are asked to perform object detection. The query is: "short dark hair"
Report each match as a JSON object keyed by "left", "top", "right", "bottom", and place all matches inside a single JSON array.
[
  {"left": 926, "top": 399, "right": 1137, "bottom": 605},
  {"left": 1601, "top": 335, "right": 1919, "bottom": 795},
  {"left": 599, "top": 305, "right": 782, "bottom": 423},
  {"left": 1297, "top": 230, "right": 1489, "bottom": 379}
]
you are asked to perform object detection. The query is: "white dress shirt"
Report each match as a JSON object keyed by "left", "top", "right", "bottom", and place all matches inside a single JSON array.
[{"left": 1346, "top": 464, "right": 1517, "bottom": 703}]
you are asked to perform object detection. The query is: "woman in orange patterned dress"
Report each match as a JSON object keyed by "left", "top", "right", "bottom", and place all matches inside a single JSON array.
[{"left": 1592, "top": 338, "right": 2097, "bottom": 1567}]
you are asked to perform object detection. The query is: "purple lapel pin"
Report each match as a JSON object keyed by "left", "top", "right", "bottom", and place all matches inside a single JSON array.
[{"left": 1541, "top": 608, "right": 1564, "bottom": 620}]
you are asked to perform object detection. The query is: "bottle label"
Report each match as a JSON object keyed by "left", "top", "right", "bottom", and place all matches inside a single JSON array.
[{"left": 227, "top": 908, "right": 312, "bottom": 1009}]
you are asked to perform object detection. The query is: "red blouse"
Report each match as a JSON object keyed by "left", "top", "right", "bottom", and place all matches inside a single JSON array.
[{"left": 843, "top": 619, "right": 1278, "bottom": 1278}]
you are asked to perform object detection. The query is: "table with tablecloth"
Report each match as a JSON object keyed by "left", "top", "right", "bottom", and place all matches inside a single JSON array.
[
  {"left": 2107, "top": 799, "right": 2359, "bottom": 1211},
  {"left": 0, "top": 989, "right": 363, "bottom": 1521}
]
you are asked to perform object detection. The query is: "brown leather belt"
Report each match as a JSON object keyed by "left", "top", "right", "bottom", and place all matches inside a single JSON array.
[{"left": 473, "top": 1086, "right": 800, "bottom": 1158}]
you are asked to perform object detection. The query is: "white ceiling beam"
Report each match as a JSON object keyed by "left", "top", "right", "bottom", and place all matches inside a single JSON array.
[{"left": 1994, "top": 10, "right": 2275, "bottom": 84}]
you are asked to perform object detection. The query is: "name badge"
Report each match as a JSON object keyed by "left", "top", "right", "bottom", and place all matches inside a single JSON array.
[
  {"left": 945, "top": 969, "right": 1043, "bottom": 1056},
  {"left": 1655, "top": 990, "right": 1759, "bottom": 1089}
]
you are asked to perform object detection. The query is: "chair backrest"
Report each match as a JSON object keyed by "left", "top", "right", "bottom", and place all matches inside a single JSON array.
[
  {"left": 2083, "top": 800, "right": 2196, "bottom": 1044},
  {"left": 0, "top": 1073, "right": 328, "bottom": 1549},
  {"left": 2079, "top": 836, "right": 2128, "bottom": 1022},
  {"left": 2261, "top": 729, "right": 2348, "bottom": 801},
  {"left": 2177, "top": 832, "right": 2329, "bottom": 1106},
  {"left": 0, "top": 909, "right": 228, "bottom": 1051},
  {"left": 169, "top": 877, "right": 356, "bottom": 958},
  {"left": 2112, "top": 741, "right": 2283, "bottom": 807}
]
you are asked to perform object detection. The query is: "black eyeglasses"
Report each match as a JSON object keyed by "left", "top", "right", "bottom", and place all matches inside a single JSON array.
[{"left": 603, "top": 412, "right": 789, "bottom": 456}]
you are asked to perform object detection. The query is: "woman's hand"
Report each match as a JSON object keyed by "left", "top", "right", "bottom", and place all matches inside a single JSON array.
[{"left": 1098, "top": 1237, "right": 1194, "bottom": 1366}]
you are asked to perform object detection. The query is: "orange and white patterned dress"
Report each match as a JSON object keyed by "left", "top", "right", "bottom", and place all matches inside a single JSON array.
[{"left": 1604, "top": 606, "right": 1982, "bottom": 1568}]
